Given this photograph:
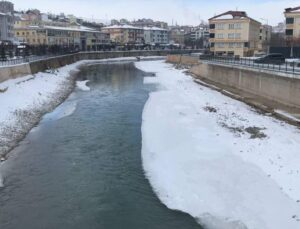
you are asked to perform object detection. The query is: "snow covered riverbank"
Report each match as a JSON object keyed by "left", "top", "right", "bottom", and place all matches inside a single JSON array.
[
  {"left": 136, "top": 60, "right": 300, "bottom": 229},
  {"left": 0, "top": 63, "right": 78, "bottom": 159},
  {"left": 0, "top": 56, "right": 165, "bottom": 160}
]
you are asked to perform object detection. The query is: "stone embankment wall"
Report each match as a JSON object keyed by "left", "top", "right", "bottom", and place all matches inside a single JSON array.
[
  {"left": 0, "top": 50, "right": 199, "bottom": 83},
  {"left": 167, "top": 55, "right": 300, "bottom": 109}
]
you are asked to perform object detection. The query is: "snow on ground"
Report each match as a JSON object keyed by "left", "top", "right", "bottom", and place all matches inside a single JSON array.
[
  {"left": 136, "top": 60, "right": 300, "bottom": 229},
  {"left": 77, "top": 80, "right": 90, "bottom": 91},
  {"left": 0, "top": 63, "right": 78, "bottom": 157}
]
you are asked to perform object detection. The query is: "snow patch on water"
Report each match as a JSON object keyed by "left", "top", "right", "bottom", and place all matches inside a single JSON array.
[
  {"left": 76, "top": 80, "right": 90, "bottom": 91},
  {"left": 136, "top": 60, "right": 300, "bottom": 229},
  {"left": 45, "top": 100, "right": 77, "bottom": 121},
  {"left": 0, "top": 174, "right": 4, "bottom": 188}
]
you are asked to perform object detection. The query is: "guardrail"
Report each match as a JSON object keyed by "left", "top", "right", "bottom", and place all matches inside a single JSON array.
[
  {"left": 0, "top": 49, "right": 200, "bottom": 67},
  {"left": 0, "top": 54, "right": 77, "bottom": 67},
  {"left": 199, "top": 55, "right": 300, "bottom": 75}
]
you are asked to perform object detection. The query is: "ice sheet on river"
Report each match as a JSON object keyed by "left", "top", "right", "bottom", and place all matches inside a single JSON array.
[{"left": 135, "top": 60, "right": 300, "bottom": 229}]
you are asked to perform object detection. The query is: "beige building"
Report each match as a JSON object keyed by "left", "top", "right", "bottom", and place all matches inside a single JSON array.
[
  {"left": 209, "top": 11, "right": 261, "bottom": 57},
  {"left": 14, "top": 25, "right": 110, "bottom": 51},
  {"left": 102, "top": 25, "right": 144, "bottom": 45},
  {"left": 258, "top": 25, "right": 272, "bottom": 53},
  {"left": 284, "top": 6, "right": 300, "bottom": 39}
]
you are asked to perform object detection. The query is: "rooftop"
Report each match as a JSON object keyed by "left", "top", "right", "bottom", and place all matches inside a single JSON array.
[
  {"left": 22, "top": 25, "right": 105, "bottom": 33},
  {"left": 143, "top": 26, "right": 167, "bottom": 31},
  {"left": 209, "top": 10, "right": 259, "bottom": 23},
  {"left": 103, "top": 24, "right": 142, "bottom": 30},
  {"left": 285, "top": 6, "right": 300, "bottom": 13}
]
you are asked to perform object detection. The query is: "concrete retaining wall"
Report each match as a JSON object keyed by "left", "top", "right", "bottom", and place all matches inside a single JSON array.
[
  {"left": 167, "top": 55, "right": 300, "bottom": 109},
  {"left": 0, "top": 50, "right": 200, "bottom": 82},
  {"left": 190, "top": 63, "right": 300, "bottom": 109},
  {"left": 0, "top": 64, "right": 32, "bottom": 83},
  {"left": 167, "top": 54, "right": 199, "bottom": 65}
]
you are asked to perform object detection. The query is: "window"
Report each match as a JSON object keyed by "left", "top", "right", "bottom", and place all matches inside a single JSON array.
[
  {"left": 286, "top": 18, "right": 294, "bottom": 24},
  {"left": 216, "top": 33, "right": 224, "bottom": 39},
  {"left": 210, "top": 42, "right": 215, "bottom": 47},
  {"left": 217, "top": 42, "right": 225, "bottom": 48},
  {"left": 228, "top": 33, "right": 235, "bottom": 39},
  {"left": 229, "top": 24, "right": 235, "bottom": 30},
  {"left": 286, "top": 29, "right": 293, "bottom": 36},
  {"left": 209, "top": 33, "right": 215, "bottom": 38},
  {"left": 236, "top": 43, "right": 242, "bottom": 48},
  {"left": 216, "top": 23, "right": 225, "bottom": 30},
  {"left": 244, "top": 42, "right": 249, "bottom": 48},
  {"left": 235, "top": 33, "right": 241, "bottom": 39},
  {"left": 228, "top": 42, "right": 234, "bottom": 48},
  {"left": 235, "top": 23, "right": 242, "bottom": 29}
]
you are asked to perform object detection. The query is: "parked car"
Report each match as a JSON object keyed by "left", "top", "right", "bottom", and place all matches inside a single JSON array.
[{"left": 254, "top": 53, "right": 285, "bottom": 65}]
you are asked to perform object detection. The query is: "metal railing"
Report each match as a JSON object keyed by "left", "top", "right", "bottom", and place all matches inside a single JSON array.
[
  {"left": 0, "top": 50, "right": 82, "bottom": 67},
  {"left": 0, "top": 49, "right": 200, "bottom": 67},
  {"left": 199, "top": 55, "right": 300, "bottom": 76}
]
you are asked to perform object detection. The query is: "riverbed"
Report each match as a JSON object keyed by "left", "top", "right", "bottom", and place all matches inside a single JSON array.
[{"left": 0, "top": 62, "right": 202, "bottom": 229}]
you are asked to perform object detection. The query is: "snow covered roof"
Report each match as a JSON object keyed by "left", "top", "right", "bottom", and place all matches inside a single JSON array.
[
  {"left": 103, "top": 24, "right": 142, "bottom": 30},
  {"left": 43, "top": 25, "right": 101, "bottom": 33},
  {"left": 143, "top": 26, "right": 167, "bottom": 31},
  {"left": 24, "top": 25, "right": 105, "bottom": 33},
  {"left": 209, "top": 10, "right": 259, "bottom": 23},
  {"left": 285, "top": 6, "right": 300, "bottom": 13}
]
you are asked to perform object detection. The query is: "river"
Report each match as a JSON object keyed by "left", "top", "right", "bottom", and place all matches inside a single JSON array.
[{"left": 0, "top": 62, "right": 202, "bottom": 229}]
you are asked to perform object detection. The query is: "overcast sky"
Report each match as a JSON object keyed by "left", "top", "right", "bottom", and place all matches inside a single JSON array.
[{"left": 10, "top": 0, "right": 298, "bottom": 26}]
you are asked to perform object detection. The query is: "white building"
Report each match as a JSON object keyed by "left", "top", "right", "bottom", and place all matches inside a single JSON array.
[
  {"left": 143, "top": 27, "right": 168, "bottom": 45},
  {"left": 0, "top": 1, "right": 14, "bottom": 43}
]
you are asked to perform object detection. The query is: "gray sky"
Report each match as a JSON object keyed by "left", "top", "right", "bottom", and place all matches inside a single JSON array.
[{"left": 10, "top": 0, "right": 298, "bottom": 26}]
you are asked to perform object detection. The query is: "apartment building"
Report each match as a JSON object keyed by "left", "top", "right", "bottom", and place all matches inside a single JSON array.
[
  {"left": 0, "top": 1, "right": 14, "bottom": 42},
  {"left": 184, "top": 27, "right": 210, "bottom": 48},
  {"left": 14, "top": 25, "right": 110, "bottom": 51},
  {"left": 102, "top": 25, "right": 144, "bottom": 45},
  {"left": 169, "top": 28, "right": 185, "bottom": 45},
  {"left": 258, "top": 25, "right": 272, "bottom": 53},
  {"left": 143, "top": 27, "right": 168, "bottom": 45},
  {"left": 209, "top": 11, "right": 261, "bottom": 57},
  {"left": 132, "top": 19, "right": 168, "bottom": 29},
  {"left": 284, "top": 6, "right": 300, "bottom": 39}
]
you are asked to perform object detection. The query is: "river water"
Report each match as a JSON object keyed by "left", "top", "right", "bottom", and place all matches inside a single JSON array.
[{"left": 0, "top": 62, "right": 202, "bottom": 229}]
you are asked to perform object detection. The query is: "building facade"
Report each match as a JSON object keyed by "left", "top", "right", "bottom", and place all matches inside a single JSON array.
[
  {"left": 258, "top": 24, "right": 272, "bottom": 53},
  {"left": 209, "top": 11, "right": 261, "bottom": 57},
  {"left": 0, "top": 1, "right": 14, "bottom": 42},
  {"left": 143, "top": 27, "right": 168, "bottom": 45},
  {"left": 169, "top": 28, "right": 185, "bottom": 45},
  {"left": 184, "top": 27, "right": 210, "bottom": 48},
  {"left": 102, "top": 25, "right": 144, "bottom": 45},
  {"left": 284, "top": 6, "right": 300, "bottom": 40},
  {"left": 14, "top": 25, "right": 110, "bottom": 51}
]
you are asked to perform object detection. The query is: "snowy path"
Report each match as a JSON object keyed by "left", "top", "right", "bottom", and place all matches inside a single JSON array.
[{"left": 136, "top": 60, "right": 300, "bottom": 229}]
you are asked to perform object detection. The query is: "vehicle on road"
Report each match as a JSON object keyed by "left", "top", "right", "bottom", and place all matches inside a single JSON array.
[{"left": 254, "top": 53, "right": 285, "bottom": 65}]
